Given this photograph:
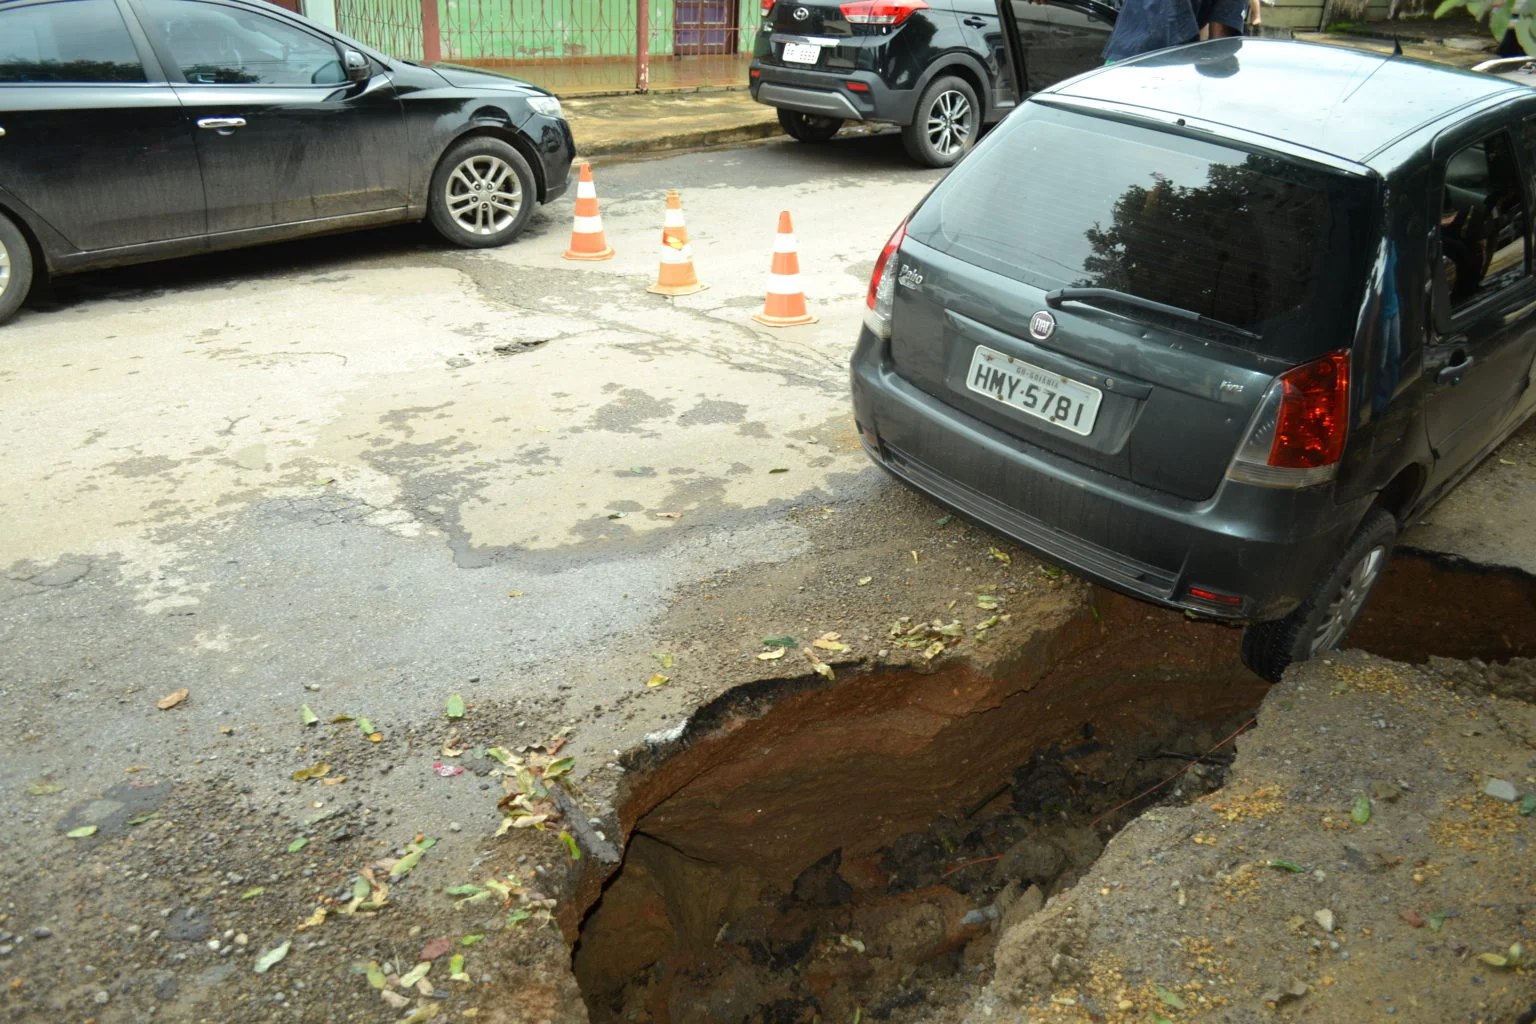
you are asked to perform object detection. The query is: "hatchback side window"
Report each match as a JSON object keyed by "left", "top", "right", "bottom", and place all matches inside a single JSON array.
[
  {"left": 1440, "top": 130, "right": 1529, "bottom": 310},
  {"left": 0, "top": 0, "right": 146, "bottom": 83},
  {"left": 141, "top": 0, "right": 344, "bottom": 85}
]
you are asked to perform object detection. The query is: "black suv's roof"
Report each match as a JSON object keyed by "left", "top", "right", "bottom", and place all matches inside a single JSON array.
[{"left": 1043, "top": 38, "right": 1526, "bottom": 166}]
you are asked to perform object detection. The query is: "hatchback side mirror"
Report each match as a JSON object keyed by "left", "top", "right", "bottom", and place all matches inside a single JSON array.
[{"left": 343, "top": 49, "right": 370, "bottom": 84}]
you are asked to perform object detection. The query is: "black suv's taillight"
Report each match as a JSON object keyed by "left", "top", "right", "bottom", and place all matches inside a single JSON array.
[{"left": 838, "top": 0, "right": 928, "bottom": 25}]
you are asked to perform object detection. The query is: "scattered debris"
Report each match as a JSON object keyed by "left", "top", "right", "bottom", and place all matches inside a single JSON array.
[
  {"left": 292, "top": 762, "right": 330, "bottom": 782},
  {"left": 156, "top": 689, "right": 189, "bottom": 710},
  {"left": 646, "top": 673, "right": 670, "bottom": 688},
  {"left": 65, "top": 826, "right": 97, "bottom": 839},
  {"left": 433, "top": 764, "right": 464, "bottom": 778},
  {"left": 252, "top": 940, "right": 291, "bottom": 975},
  {"left": 445, "top": 694, "right": 466, "bottom": 719},
  {"left": 300, "top": 703, "right": 318, "bottom": 726}
]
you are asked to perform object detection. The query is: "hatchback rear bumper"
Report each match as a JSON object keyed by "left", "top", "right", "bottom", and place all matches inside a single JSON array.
[{"left": 851, "top": 329, "right": 1370, "bottom": 622}]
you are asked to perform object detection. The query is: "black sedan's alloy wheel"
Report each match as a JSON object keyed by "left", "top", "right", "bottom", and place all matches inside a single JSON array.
[
  {"left": 0, "top": 212, "right": 33, "bottom": 326},
  {"left": 428, "top": 137, "right": 537, "bottom": 248}
]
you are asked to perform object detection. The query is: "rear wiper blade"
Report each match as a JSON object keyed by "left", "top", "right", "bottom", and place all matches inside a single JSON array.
[{"left": 1044, "top": 287, "right": 1262, "bottom": 342}]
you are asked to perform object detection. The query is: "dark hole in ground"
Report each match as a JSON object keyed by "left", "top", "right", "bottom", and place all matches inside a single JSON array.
[{"left": 569, "top": 560, "right": 1536, "bottom": 1024}]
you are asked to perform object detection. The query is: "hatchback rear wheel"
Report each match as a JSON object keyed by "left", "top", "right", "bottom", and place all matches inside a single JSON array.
[
  {"left": 902, "top": 75, "right": 978, "bottom": 168},
  {"left": 778, "top": 109, "right": 844, "bottom": 143},
  {"left": 0, "top": 212, "right": 34, "bottom": 327},
  {"left": 1240, "top": 509, "right": 1397, "bottom": 682},
  {"left": 428, "top": 136, "right": 536, "bottom": 248}
]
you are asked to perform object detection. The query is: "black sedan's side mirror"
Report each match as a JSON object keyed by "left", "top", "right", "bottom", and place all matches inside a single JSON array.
[{"left": 343, "top": 49, "right": 371, "bottom": 84}]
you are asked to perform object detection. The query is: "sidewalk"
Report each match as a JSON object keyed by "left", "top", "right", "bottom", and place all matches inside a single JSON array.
[{"left": 565, "top": 89, "right": 780, "bottom": 159}]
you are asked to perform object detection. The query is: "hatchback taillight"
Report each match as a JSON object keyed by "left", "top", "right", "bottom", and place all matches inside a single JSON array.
[
  {"left": 839, "top": 0, "right": 928, "bottom": 24},
  {"left": 761, "top": 0, "right": 775, "bottom": 15},
  {"left": 1226, "top": 350, "right": 1350, "bottom": 488},
  {"left": 864, "top": 218, "right": 907, "bottom": 338}
]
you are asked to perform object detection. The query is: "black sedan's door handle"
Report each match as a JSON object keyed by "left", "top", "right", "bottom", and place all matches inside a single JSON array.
[
  {"left": 1438, "top": 354, "right": 1474, "bottom": 384},
  {"left": 963, "top": 16, "right": 988, "bottom": 26},
  {"left": 197, "top": 117, "right": 247, "bottom": 131}
]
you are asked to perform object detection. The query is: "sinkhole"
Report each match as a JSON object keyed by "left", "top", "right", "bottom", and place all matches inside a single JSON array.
[{"left": 563, "top": 552, "right": 1536, "bottom": 1024}]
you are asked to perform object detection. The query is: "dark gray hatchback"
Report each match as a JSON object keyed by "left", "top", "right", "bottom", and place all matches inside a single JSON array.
[{"left": 852, "top": 39, "right": 1536, "bottom": 680}]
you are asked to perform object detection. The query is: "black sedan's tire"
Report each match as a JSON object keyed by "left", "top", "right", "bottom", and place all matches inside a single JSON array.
[
  {"left": 778, "top": 109, "right": 843, "bottom": 143},
  {"left": 0, "top": 211, "right": 34, "bottom": 327},
  {"left": 427, "top": 136, "right": 537, "bottom": 248},
  {"left": 1240, "top": 509, "right": 1398, "bottom": 682},
  {"left": 902, "top": 75, "right": 979, "bottom": 168}
]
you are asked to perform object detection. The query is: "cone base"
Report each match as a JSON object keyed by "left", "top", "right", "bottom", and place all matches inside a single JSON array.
[
  {"left": 563, "top": 246, "right": 615, "bottom": 261},
  {"left": 752, "top": 309, "right": 818, "bottom": 327},
  {"left": 647, "top": 282, "right": 708, "bottom": 296}
]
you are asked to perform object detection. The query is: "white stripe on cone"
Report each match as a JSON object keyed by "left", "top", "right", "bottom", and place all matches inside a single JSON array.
[
  {"left": 773, "top": 234, "right": 798, "bottom": 254},
  {"left": 577, "top": 180, "right": 597, "bottom": 199},
  {"left": 664, "top": 208, "right": 686, "bottom": 226},
  {"left": 573, "top": 215, "right": 603, "bottom": 234},
  {"left": 660, "top": 245, "right": 695, "bottom": 263},
  {"left": 766, "top": 273, "right": 803, "bottom": 294}
]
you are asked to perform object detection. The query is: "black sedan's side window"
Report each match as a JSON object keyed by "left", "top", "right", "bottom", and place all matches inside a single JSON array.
[
  {"left": 1440, "top": 130, "right": 1530, "bottom": 310},
  {"left": 0, "top": 0, "right": 147, "bottom": 83},
  {"left": 141, "top": 0, "right": 345, "bottom": 86}
]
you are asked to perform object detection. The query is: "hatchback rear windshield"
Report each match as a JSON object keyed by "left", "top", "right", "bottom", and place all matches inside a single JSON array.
[{"left": 906, "top": 102, "right": 1376, "bottom": 362}]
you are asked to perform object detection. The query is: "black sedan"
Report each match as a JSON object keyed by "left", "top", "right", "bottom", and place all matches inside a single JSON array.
[{"left": 0, "top": 0, "right": 575, "bottom": 325}]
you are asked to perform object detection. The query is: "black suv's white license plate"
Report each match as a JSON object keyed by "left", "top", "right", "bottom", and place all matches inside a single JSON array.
[{"left": 965, "top": 345, "right": 1102, "bottom": 436}]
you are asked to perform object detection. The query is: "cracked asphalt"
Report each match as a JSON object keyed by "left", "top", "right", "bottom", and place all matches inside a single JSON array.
[{"left": 0, "top": 135, "right": 945, "bottom": 865}]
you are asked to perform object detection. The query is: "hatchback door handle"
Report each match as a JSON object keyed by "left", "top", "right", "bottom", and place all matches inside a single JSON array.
[
  {"left": 197, "top": 117, "right": 247, "bottom": 130},
  {"left": 963, "top": 15, "right": 987, "bottom": 25},
  {"left": 1438, "top": 354, "right": 1474, "bottom": 384}
]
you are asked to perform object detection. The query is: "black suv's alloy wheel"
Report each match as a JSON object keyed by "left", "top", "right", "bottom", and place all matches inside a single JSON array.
[{"left": 903, "top": 75, "right": 978, "bottom": 168}]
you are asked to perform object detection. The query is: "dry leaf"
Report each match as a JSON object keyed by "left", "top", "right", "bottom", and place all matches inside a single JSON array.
[
  {"left": 656, "top": 512, "right": 683, "bottom": 519},
  {"left": 757, "top": 648, "right": 785, "bottom": 661},
  {"left": 157, "top": 689, "right": 189, "bottom": 710},
  {"left": 802, "top": 649, "right": 835, "bottom": 681},
  {"left": 646, "top": 673, "right": 670, "bottom": 688},
  {"left": 292, "top": 762, "right": 331, "bottom": 782},
  {"left": 813, "top": 632, "right": 850, "bottom": 652},
  {"left": 988, "top": 547, "right": 1012, "bottom": 565},
  {"left": 296, "top": 907, "right": 327, "bottom": 930},
  {"left": 507, "top": 590, "right": 524, "bottom": 598},
  {"left": 856, "top": 576, "right": 873, "bottom": 586},
  {"left": 322, "top": 777, "right": 346, "bottom": 786}
]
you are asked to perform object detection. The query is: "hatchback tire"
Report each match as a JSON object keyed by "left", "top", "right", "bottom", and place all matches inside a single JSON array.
[
  {"left": 1240, "top": 508, "right": 1398, "bottom": 683},
  {"left": 902, "top": 75, "right": 979, "bottom": 168},
  {"left": 428, "top": 136, "right": 536, "bottom": 248},
  {"left": 778, "top": 109, "right": 844, "bottom": 144},
  {"left": 0, "top": 212, "right": 34, "bottom": 327}
]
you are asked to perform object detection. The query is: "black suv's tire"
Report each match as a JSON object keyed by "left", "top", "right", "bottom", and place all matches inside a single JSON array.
[
  {"left": 0, "top": 211, "right": 34, "bottom": 327},
  {"left": 1240, "top": 509, "right": 1398, "bottom": 682},
  {"left": 778, "top": 109, "right": 843, "bottom": 143},
  {"left": 427, "top": 136, "right": 537, "bottom": 249},
  {"left": 902, "top": 75, "right": 979, "bottom": 168}
]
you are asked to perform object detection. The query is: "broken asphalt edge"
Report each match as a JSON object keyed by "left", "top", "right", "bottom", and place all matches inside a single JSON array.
[{"left": 573, "top": 120, "right": 781, "bottom": 161}]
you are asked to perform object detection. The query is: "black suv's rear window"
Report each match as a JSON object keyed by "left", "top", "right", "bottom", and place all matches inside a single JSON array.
[{"left": 906, "top": 103, "right": 1376, "bottom": 361}]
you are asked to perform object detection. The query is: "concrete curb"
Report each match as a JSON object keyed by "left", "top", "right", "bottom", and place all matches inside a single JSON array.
[{"left": 576, "top": 119, "right": 782, "bottom": 159}]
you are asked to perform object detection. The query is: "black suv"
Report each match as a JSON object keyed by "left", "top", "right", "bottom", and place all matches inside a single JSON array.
[
  {"left": 852, "top": 39, "right": 1536, "bottom": 680},
  {"left": 0, "top": 0, "right": 574, "bottom": 325},
  {"left": 750, "top": 0, "right": 1118, "bottom": 167}
]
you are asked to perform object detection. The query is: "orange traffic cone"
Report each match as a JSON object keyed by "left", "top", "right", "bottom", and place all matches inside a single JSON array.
[
  {"left": 646, "top": 190, "right": 706, "bottom": 296},
  {"left": 752, "top": 211, "right": 816, "bottom": 327},
  {"left": 563, "top": 162, "right": 614, "bottom": 261}
]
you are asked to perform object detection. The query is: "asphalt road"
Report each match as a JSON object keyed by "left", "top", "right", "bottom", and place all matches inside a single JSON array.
[{"left": 0, "top": 133, "right": 945, "bottom": 848}]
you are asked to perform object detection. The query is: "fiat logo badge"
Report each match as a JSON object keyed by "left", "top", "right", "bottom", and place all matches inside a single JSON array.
[
  {"left": 1029, "top": 310, "right": 1056, "bottom": 340},
  {"left": 792, "top": 5, "right": 810, "bottom": 18}
]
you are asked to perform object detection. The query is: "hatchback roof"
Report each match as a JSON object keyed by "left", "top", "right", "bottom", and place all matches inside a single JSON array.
[{"left": 1044, "top": 38, "right": 1526, "bottom": 165}]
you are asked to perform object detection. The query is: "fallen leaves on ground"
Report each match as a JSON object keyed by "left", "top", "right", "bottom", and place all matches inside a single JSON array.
[
  {"left": 292, "top": 762, "right": 331, "bottom": 782},
  {"left": 253, "top": 940, "right": 291, "bottom": 974},
  {"left": 296, "top": 907, "right": 327, "bottom": 931},
  {"left": 988, "top": 547, "right": 1011, "bottom": 565},
  {"left": 287, "top": 837, "right": 309, "bottom": 853},
  {"left": 156, "top": 689, "right": 189, "bottom": 710},
  {"left": 652, "top": 651, "right": 674, "bottom": 669},
  {"left": 646, "top": 673, "right": 670, "bottom": 688},
  {"left": 802, "top": 648, "right": 835, "bottom": 681},
  {"left": 445, "top": 694, "right": 466, "bottom": 719},
  {"left": 418, "top": 937, "right": 452, "bottom": 962},
  {"left": 812, "top": 632, "right": 850, "bottom": 652},
  {"left": 388, "top": 837, "right": 437, "bottom": 879},
  {"left": 761, "top": 635, "right": 797, "bottom": 648},
  {"left": 856, "top": 576, "right": 873, "bottom": 586},
  {"left": 757, "top": 648, "right": 785, "bottom": 661},
  {"left": 300, "top": 704, "right": 318, "bottom": 726},
  {"left": 559, "top": 831, "right": 582, "bottom": 860},
  {"left": 65, "top": 825, "right": 97, "bottom": 839}
]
